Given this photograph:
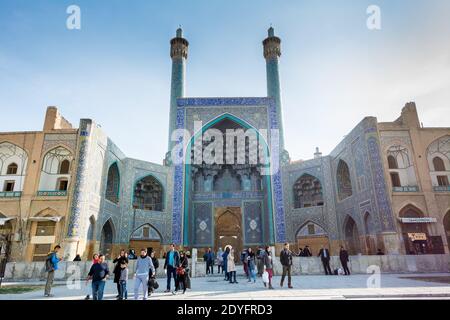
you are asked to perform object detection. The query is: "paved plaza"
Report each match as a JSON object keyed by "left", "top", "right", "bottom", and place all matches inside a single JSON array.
[{"left": 1, "top": 273, "right": 450, "bottom": 300}]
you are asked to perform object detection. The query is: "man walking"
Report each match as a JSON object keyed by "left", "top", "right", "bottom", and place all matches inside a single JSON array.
[
  {"left": 318, "top": 245, "right": 332, "bottom": 275},
  {"left": 280, "top": 243, "right": 294, "bottom": 288},
  {"left": 339, "top": 246, "right": 350, "bottom": 275},
  {"left": 203, "top": 248, "right": 214, "bottom": 275},
  {"left": 44, "top": 245, "right": 62, "bottom": 297},
  {"left": 134, "top": 248, "right": 155, "bottom": 300},
  {"left": 87, "top": 254, "right": 109, "bottom": 300},
  {"left": 164, "top": 243, "right": 180, "bottom": 293},
  {"left": 256, "top": 246, "right": 264, "bottom": 277}
]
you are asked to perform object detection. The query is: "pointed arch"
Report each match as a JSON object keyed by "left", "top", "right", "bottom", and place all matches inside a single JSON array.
[
  {"left": 343, "top": 215, "right": 361, "bottom": 255},
  {"left": 99, "top": 219, "right": 115, "bottom": 259},
  {"left": 129, "top": 223, "right": 163, "bottom": 258},
  {"left": 295, "top": 220, "right": 328, "bottom": 238},
  {"left": 87, "top": 215, "right": 96, "bottom": 241},
  {"left": 336, "top": 159, "right": 353, "bottom": 201},
  {"left": 183, "top": 113, "right": 274, "bottom": 245},
  {"left": 41, "top": 146, "right": 72, "bottom": 174},
  {"left": 130, "top": 223, "right": 163, "bottom": 241},
  {"left": 105, "top": 162, "right": 120, "bottom": 204},
  {"left": 293, "top": 174, "right": 323, "bottom": 208},
  {"left": 0, "top": 142, "right": 29, "bottom": 173},
  {"left": 363, "top": 211, "right": 373, "bottom": 234},
  {"left": 133, "top": 174, "right": 164, "bottom": 211}
]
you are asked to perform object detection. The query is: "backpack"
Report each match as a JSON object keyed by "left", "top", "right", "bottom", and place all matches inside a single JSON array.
[{"left": 45, "top": 253, "right": 54, "bottom": 272}]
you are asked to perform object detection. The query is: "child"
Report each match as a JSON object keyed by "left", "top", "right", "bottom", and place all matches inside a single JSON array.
[{"left": 118, "top": 262, "right": 129, "bottom": 300}]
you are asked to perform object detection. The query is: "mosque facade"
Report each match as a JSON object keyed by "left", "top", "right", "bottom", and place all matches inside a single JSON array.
[{"left": 1, "top": 28, "right": 449, "bottom": 262}]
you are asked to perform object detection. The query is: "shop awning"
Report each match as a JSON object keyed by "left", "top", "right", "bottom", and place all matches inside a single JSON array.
[
  {"left": 27, "top": 216, "right": 63, "bottom": 222},
  {"left": 0, "top": 217, "right": 15, "bottom": 226}
]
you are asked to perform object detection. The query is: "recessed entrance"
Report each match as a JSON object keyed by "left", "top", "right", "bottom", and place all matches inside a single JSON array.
[{"left": 215, "top": 207, "right": 242, "bottom": 262}]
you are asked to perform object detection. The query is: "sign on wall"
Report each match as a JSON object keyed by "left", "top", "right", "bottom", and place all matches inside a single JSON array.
[
  {"left": 407, "top": 233, "right": 427, "bottom": 241},
  {"left": 399, "top": 217, "right": 437, "bottom": 223}
]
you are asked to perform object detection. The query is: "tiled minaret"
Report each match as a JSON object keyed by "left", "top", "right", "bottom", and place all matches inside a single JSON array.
[
  {"left": 167, "top": 28, "right": 189, "bottom": 160},
  {"left": 263, "top": 27, "right": 285, "bottom": 153}
]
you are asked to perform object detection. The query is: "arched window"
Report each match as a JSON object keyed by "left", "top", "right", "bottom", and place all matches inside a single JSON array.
[
  {"left": 105, "top": 163, "right": 120, "bottom": 204},
  {"left": 133, "top": 175, "right": 163, "bottom": 211},
  {"left": 6, "top": 163, "right": 18, "bottom": 175},
  {"left": 387, "top": 155, "right": 398, "bottom": 169},
  {"left": 59, "top": 160, "right": 70, "bottom": 174},
  {"left": 0, "top": 142, "right": 28, "bottom": 177},
  {"left": 42, "top": 147, "right": 72, "bottom": 174},
  {"left": 293, "top": 174, "right": 323, "bottom": 208},
  {"left": 433, "top": 157, "right": 446, "bottom": 172},
  {"left": 336, "top": 160, "right": 353, "bottom": 201}
]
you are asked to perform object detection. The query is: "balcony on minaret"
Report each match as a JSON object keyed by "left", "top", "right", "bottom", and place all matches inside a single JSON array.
[
  {"left": 263, "top": 27, "right": 281, "bottom": 60},
  {"left": 170, "top": 28, "right": 189, "bottom": 59}
]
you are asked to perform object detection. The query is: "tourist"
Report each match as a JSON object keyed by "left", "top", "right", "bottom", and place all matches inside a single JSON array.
[
  {"left": 113, "top": 250, "right": 129, "bottom": 298},
  {"left": 377, "top": 248, "right": 384, "bottom": 255},
  {"left": 148, "top": 250, "right": 159, "bottom": 296},
  {"left": 297, "top": 247, "right": 303, "bottom": 257},
  {"left": 339, "top": 246, "right": 350, "bottom": 275},
  {"left": 280, "top": 242, "right": 294, "bottom": 288},
  {"left": 262, "top": 246, "right": 274, "bottom": 289},
  {"left": 134, "top": 248, "right": 154, "bottom": 300},
  {"left": 44, "top": 245, "right": 62, "bottom": 297},
  {"left": 227, "top": 248, "right": 238, "bottom": 284},
  {"left": 87, "top": 254, "right": 109, "bottom": 300},
  {"left": 73, "top": 254, "right": 81, "bottom": 261},
  {"left": 241, "top": 249, "right": 249, "bottom": 277},
  {"left": 85, "top": 253, "right": 99, "bottom": 300},
  {"left": 164, "top": 243, "right": 180, "bottom": 293},
  {"left": 118, "top": 261, "right": 129, "bottom": 300},
  {"left": 203, "top": 248, "right": 214, "bottom": 275},
  {"left": 176, "top": 251, "right": 190, "bottom": 294},
  {"left": 256, "top": 246, "right": 264, "bottom": 276},
  {"left": 318, "top": 245, "right": 332, "bottom": 275},
  {"left": 246, "top": 247, "right": 256, "bottom": 283},
  {"left": 216, "top": 247, "right": 224, "bottom": 274},
  {"left": 222, "top": 246, "right": 231, "bottom": 281},
  {"left": 302, "top": 245, "right": 312, "bottom": 257}
]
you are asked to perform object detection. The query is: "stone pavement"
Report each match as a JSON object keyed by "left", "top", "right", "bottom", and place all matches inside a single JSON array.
[{"left": 1, "top": 273, "right": 450, "bottom": 300}]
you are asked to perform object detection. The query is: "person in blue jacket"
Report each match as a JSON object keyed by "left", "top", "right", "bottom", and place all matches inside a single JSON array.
[{"left": 44, "top": 245, "right": 62, "bottom": 297}]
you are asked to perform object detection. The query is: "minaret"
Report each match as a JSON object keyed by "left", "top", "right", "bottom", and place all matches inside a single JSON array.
[
  {"left": 167, "top": 28, "right": 189, "bottom": 156},
  {"left": 263, "top": 27, "right": 285, "bottom": 152}
]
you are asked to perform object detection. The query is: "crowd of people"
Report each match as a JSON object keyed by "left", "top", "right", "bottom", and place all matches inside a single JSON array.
[
  {"left": 43, "top": 243, "right": 190, "bottom": 300},
  {"left": 43, "top": 242, "right": 382, "bottom": 299}
]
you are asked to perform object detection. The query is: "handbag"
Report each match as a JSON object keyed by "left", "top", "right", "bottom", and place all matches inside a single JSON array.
[
  {"left": 262, "top": 271, "right": 269, "bottom": 283},
  {"left": 176, "top": 267, "right": 185, "bottom": 276}
]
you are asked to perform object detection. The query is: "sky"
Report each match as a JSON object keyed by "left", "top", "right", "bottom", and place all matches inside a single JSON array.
[{"left": 0, "top": 0, "right": 449, "bottom": 164}]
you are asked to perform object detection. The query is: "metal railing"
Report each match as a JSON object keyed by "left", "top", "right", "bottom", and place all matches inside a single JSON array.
[
  {"left": 433, "top": 185, "right": 450, "bottom": 192},
  {"left": 392, "top": 186, "right": 419, "bottom": 192},
  {"left": 0, "top": 191, "right": 22, "bottom": 198},
  {"left": 36, "top": 190, "right": 68, "bottom": 197}
]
